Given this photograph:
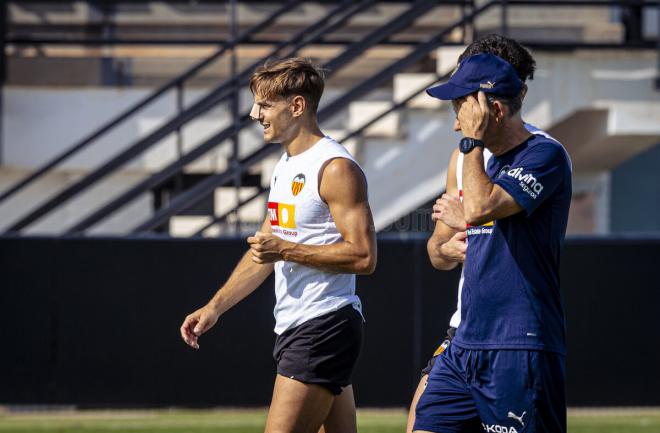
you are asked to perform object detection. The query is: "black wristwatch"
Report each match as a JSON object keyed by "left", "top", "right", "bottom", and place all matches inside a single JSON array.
[{"left": 459, "top": 137, "right": 485, "bottom": 154}]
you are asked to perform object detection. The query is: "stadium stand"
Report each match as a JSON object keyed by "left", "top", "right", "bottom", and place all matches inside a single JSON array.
[{"left": 0, "top": 1, "right": 658, "bottom": 237}]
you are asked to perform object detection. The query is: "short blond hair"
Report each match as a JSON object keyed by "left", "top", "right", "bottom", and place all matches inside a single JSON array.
[{"left": 249, "top": 57, "right": 325, "bottom": 111}]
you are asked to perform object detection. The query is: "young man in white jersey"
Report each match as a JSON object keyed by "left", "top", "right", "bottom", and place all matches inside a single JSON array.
[
  {"left": 180, "top": 58, "right": 376, "bottom": 433},
  {"left": 406, "top": 35, "right": 551, "bottom": 433}
]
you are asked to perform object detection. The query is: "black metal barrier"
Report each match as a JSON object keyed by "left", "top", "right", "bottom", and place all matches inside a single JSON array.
[{"left": 1, "top": 236, "right": 658, "bottom": 407}]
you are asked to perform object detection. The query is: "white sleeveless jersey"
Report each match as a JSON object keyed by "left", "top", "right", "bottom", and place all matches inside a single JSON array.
[
  {"left": 268, "top": 136, "right": 363, "bottom": 334},
  {"left": 448, "top": 149, "right": 492, "bottom": 328},
  {"left": 448, "top": 123, "right": 552, "bottom": 329}
]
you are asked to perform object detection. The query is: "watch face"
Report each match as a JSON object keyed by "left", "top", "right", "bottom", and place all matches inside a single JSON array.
[
  {"left": 460, "top": 138, "right": 474, "bottom": 153},
  {"left": 460, "top": 138, "right": 483, "bottom": 153}
]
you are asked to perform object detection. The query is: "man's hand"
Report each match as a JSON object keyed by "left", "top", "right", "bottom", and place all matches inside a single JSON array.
[
  {"left": 457, "top": 91, "right": 490, "bottom": 140},
  {"left": 180, "top": 304, "right": 221, "bottom": 349},
  {"left": 432, "top": 193, "right": 466, "bottom": 231},
  {"left": 439, "top": 231, "right": 468, "bottom": 263},
  {"left": 248, "top": 231, "right": 289, "bottom": 264}
]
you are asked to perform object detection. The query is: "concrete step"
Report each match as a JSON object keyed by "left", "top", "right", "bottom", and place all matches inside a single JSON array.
[
  {"left": 347, "top": 101, "right": 401, "bottom": 138},
  {"left": 169, "top": 216, "right": 215, "bottom": 237},
  {"left": 214, "top": 186, "right": 267, "bottom": 222},
  {"left": 170, "top": 184, "right": 266, "bottom": 237},
  {"left": 549, "top": 101, "right": 660, "bottom": 173},
  {"left": 435, "top": 45, "right": 465, "bottom": 77},
  {"left": 0, "top": 168, "right": 152, "bottom": 235},
  {"left": 3, "top": 86, "right": 258, "bottom": 173},
  {"left": 361, "top": 109, "right": 457, "bottom": 231},
  {"left": 393, "top": 73, "right": 442, "bottom": 110}
]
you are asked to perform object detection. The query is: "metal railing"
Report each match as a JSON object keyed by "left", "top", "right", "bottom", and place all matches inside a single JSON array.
[
  {"left": 131, "top": 0, "right": 494, "bottom": 234},
  {"left": 2, "top": 0, "right": 656, "bottom": 236},
  {"left": 6, "top": 0, "right": 453, "bottom": 234},
  {"left": 133, "top": 0, "right": 658, "bottom": 236},
  {"left": 3, "top": 0, "right": 374, "bottom": 232},
  {"left": 0, "top": 0, "right": 301, "bottom": 205},
  {"left": 65, "top": 0, "right": 394, "bottom": 234}
]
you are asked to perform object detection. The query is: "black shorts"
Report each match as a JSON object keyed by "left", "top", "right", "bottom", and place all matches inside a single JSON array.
[
  {"left": 273, "top": 304, "right": 363, "bottom": 395},
  {"left": 420, "top": 327, "right": 456, "bottom": 376}
]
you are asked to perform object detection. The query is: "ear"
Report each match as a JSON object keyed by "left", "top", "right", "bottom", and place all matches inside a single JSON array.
[
  {"left": 491, "top": 99, "right": 506, "bottom": 124},
  {"left": 289, "top": 95, "right": 307, "bottom": 118}
]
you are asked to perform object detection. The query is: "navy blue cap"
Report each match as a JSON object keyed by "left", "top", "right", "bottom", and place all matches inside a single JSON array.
[{"left": 426, "top": 53, "right": 522, "bottom": 100}]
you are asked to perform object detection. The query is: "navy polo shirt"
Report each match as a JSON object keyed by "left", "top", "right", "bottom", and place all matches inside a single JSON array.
[{"left": 454, "top": 134, "right": 572, "bottom": 355}]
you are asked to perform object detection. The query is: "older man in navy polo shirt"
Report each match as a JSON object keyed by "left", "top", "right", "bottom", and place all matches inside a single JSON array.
[{"left": 413, "top": 53, "right": 572, "bottom": 433}]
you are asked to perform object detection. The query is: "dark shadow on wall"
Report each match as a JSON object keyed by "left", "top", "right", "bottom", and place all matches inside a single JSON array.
[{"left": 0, "top": 236, "right": 658, "bottom": 407}]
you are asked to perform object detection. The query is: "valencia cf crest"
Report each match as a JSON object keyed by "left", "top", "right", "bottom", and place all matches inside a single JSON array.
[{"left": 291, "top": 173, "right": 306, "bottom": 196}]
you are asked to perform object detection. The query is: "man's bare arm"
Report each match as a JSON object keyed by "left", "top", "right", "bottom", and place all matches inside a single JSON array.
[
  {"left": 462, "top": 149, "right": 522, "bottom": 226},
  {"left": 248, "top": 158, "right": 377, "bottom": 275},
  {"left": 428, "top": 149, "right": 467, "bottom": 271},
  {"left": 459, "top": 93, "right": 523, "bottom": 226},
  {"left": 180, "top": 217, "right": 274, "bottom": 349}
]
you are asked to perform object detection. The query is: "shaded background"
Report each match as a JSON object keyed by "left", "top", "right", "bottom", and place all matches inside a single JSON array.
[{"left": 2, "top": 236, "right": 658, "bottom": 407}]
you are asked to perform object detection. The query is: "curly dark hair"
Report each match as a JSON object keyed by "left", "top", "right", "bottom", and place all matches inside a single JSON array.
[{"left": 458, "top": 34, "right": 536, "bottom": 82}]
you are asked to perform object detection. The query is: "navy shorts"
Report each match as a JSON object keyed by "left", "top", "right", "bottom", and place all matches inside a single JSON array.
[
  {"left": 414, "top": 343, "right": 566, "bottom": 433},
  {"left": 273, "top": 304, "right": 363, "bottom": 395}
]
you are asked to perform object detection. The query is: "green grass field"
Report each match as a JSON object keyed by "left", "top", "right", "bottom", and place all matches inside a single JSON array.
[{"left": 1, "top": 408, "right": 659, "bottom": 433}]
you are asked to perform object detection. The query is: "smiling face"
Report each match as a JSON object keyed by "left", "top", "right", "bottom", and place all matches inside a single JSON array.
[
  {"left": 248, "top": 58, "right": 325, "bottom": 145},
  {"left": 250, "top": 93, "right": 294, "bottom": 144},
  {"left": 250, "top": 91, "right": 309, "bottom": 145}
]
